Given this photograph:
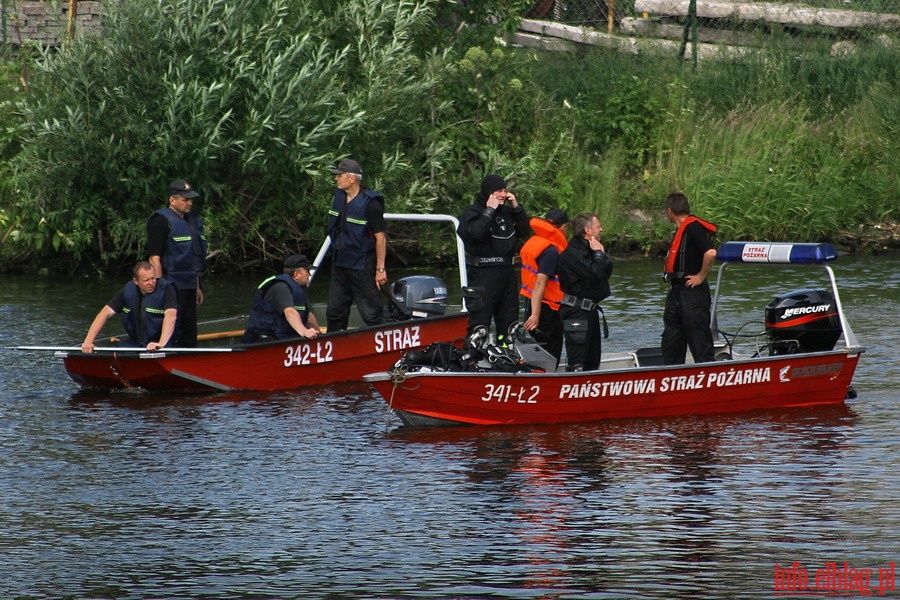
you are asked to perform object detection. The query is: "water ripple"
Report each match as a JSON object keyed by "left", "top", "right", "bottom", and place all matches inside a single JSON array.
[{"left": 1, "top": 257, "right": 897, "bottom": 599}]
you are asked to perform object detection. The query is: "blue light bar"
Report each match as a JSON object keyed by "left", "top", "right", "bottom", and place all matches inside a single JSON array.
[{"left": 717, "top": 242, "right": 838, "bottom": 264}]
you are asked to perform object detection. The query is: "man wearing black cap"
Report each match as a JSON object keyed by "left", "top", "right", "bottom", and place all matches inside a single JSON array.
[
  {"left": 325, "top": 158, "right": 387, "bottom": 331},
  {"left": 146, "top": 178, "right": 208, "bottom": 346},
  {"left": 242, "top": 255, "right": 320, "bottom": 342},
  {"left": 519, "top": 209, "right": 569, "bottom": 365},
  {"left": 456, "top": 173, "right": 530, "bottom": 343}
]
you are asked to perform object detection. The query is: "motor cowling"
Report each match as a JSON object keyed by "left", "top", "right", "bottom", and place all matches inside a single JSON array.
[
  {"left": 765, "top": 288, "right": 841, "bottom": 355},
  {"left": 389, "top": 275, "right": 448, "bottom": 319}
]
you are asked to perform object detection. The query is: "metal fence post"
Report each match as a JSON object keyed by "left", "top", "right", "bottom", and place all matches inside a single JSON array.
[{"left": 678, "top": 0, "right": 699, "bottom": 68}]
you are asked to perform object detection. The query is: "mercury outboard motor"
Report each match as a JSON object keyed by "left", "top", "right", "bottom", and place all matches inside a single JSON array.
[
  {"left": 388, "top": 275, "right": 449, "bottom": 319},
  {"left": 765, "top": 289, "right": 841, "bottom": 355}
]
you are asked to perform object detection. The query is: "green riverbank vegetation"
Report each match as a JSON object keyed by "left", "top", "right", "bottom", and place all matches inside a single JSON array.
[{"left": 0, "top": 0, "right": 896, "bottom": 274}]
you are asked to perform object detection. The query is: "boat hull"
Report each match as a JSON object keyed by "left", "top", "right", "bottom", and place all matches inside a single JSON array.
[
  {"left": 367, "top": 349, "right": 862, "bottom": 426},
  {"left": 62, "top": 314, "right": 468, "bottom": 392}
]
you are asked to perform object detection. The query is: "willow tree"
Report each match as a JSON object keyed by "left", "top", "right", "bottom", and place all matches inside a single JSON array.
[{"left": 12, "top": 0, "right": 437, "bottom": 272}]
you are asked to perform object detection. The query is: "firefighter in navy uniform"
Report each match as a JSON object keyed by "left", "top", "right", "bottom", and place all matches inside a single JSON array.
[
  {"left": 81, "top": 261, "right": 179, "bottom": 353},
  {"left": 242, "top": 255, "right": 320, "bottom": 342},
  {"left": 557, "top": 212, "right": 613, "bottom": 372},
  {"left": 661, "top": 191, "right": 717, "bottom": 365},
  {"left": 457, "top": 174, "right": 531, "bottom": 344},
  {"left": 147, "top": 178, "right": 208, "bottom": 347},
  {"left": 325, "top": 158, "right": 387, "bottom": 331}
]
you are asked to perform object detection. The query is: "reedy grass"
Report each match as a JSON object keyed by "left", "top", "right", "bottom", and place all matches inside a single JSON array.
[
  {"left": 642, "top": 92, "right": 898, "bottom": 244},
  {"left": 0, "top": 5, "right": 896, "bottom": 272},
  {"left": 529, "top": 42, "right": 898, "bottom": 251}
]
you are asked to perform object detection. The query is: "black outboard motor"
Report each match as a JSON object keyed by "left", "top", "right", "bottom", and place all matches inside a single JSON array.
[
  {"left": 388, "top": 276, "right": 449, "bottom": 319},
  {"left": 765, "top": 289, "right": 841, "bottom": 355}
]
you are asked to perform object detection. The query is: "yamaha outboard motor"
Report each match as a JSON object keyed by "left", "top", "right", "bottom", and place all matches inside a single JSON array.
[
  {"left": 765, "top": 289, "right": 841, "bottom": 355},
  {"left": 388, "top": 275, "right": 449, "bottom": 320}
]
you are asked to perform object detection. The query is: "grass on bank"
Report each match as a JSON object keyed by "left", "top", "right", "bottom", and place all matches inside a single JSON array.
[
  {"left": 0, "top": 14, "right": 897, "bottom": 271},
  {"left": 524, "top": 42, "right": 898, "bottom": 255}
]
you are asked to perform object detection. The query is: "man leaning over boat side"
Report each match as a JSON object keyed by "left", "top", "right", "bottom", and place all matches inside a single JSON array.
[
  {"left": 80, "top": 261, "right": 178, "bottom": 353},
  {"left": 557, "top": 212, "right": 613, "bottom": 372},
  {"left": 661, "top": 191, "right": 718, "bottom": 365},
  {"left": 242, "top": 255, "right": 320, "bottom": 343},
  {"left": 456, "top": 173, "right": 531, "bottom": 345},
  {"left": 519, "top": 209, "right": 569, "bottom": 366},
  {"left": 324, "top": 158, "right": 387, "bottom": 331},
  {"left": 146, "top": 178, "right": 208, "bottom": 347}
]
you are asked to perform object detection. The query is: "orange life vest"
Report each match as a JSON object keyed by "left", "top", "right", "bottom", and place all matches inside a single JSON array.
[
  {"left": 520, "top": 218, "right": 568, "bottom": 310},
  {"left": 665, "top": 215, "right": 717, "bottom": 274}
]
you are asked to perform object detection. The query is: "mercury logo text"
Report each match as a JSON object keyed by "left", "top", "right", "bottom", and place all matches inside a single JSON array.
[{"left": 782, "top": 304, "right": 831, "bottom": 318}]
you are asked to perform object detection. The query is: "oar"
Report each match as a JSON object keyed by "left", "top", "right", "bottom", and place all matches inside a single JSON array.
[
  {"left": 99, "top": 315, "right": 249, "bottom": 345},
  {"left": 13, "top": 346, "right": 240, "bottom": 353},
  {"left": 106, "top": 329, "right": 245, "bottom": 344},
  {"left": 196, "top": 329, "right": 245, "bottom": 341}
]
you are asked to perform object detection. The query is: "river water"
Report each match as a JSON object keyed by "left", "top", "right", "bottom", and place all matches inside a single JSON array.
[{"left": 1, "top": 254, "right": 897, "bottom": 599}]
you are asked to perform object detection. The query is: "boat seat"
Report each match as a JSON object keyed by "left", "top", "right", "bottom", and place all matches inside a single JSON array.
[{"left": 634, "top": 347, "right": 665, "bottom": 367}]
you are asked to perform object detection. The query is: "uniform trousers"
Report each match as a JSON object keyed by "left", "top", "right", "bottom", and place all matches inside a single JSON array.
[
  {"left": 661, "top": 281, "right": 714, "bottom": 364},
  {"left": 559, "top": 305, "right": 601, "bottom": 371},
  {"left": 176, "top": 288, "right": 198, "bottom": 347},
  {"left": 326, "top": 253, "right": 384, "bottom": 331}
]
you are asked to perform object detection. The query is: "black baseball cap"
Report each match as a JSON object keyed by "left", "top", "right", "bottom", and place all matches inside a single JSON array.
[
  {"left": 284, "top": 254, "right": 312, "bottom": 271},
  {"left": 168, "top": 179, "right": 199, "bottom": 199},
  {"left": 328, "top": 158, "right": 363, "bottom": 176},
  {"left": 545, "top": 209, "right": 569, "bottom": 226}
]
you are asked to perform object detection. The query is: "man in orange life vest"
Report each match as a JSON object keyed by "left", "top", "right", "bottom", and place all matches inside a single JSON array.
[
  {"left": 520, "top": 209, "right": 569, "bottom": 365},
  {"left": 662, "top": 192, "right": 718, "bottom": 365}
]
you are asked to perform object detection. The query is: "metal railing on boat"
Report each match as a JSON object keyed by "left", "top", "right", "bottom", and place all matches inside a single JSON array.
[{"left": 308, "top": 213, "right": 468, "bottom": 293}]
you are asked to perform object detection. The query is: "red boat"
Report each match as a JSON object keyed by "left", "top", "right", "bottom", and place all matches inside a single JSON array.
[
  {"left": 365, "top": 241, "right": 865, "bottom": 427},
  {"left": 17, "top": 214, "right": 470, "bottom": 393},
  {"left": 46, "top": 313, "right": 468, "bottom": 392}
]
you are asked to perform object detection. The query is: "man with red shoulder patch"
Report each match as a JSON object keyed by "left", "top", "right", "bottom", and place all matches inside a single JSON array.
[{"left": 662, "top": 191, "right": 717, "bottom": 364}]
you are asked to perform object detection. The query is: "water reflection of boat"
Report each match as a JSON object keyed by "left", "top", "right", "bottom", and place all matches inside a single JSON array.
[
  {"left": 366, "top": 242, "right": 865, "bottom": 427},
  {"left": 16, "top": 214, "right": 469, "bottom": 393}
]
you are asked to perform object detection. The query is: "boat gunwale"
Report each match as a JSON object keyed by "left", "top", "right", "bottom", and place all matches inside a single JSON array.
[{"left": 363, "top": 345, "right": 865, "bottom": 383}]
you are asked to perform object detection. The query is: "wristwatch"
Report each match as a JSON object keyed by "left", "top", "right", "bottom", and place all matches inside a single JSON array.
[{"left": 377, "top": 268, "right": 385, "bottom": 273}]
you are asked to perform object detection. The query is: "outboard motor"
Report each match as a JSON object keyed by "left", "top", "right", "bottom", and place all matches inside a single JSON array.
[
  {"left": 765, "top": 289, "right": 841, "bottom": 355},
  {"left": 388, "top": 275, "right": 449, "bottom": 319}
]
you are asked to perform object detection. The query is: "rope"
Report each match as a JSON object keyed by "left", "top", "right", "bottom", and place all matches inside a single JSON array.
[{"left": 389, "top": 363, "right": 409, "bottom": 384}]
